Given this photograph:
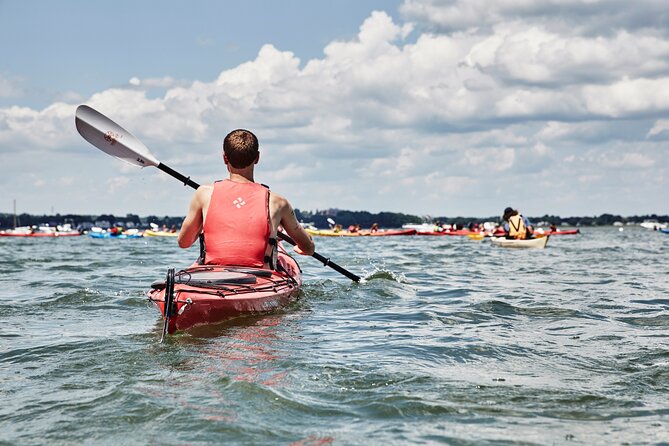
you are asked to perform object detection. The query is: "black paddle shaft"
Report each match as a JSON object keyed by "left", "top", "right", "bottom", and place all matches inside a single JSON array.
[
  {"left": 158, "top": 163, "right": 201, "bottom": 189},
  {"left": 158, "top": 162, "right": 361, "bottom": 282},
  {"left": 279, "top": 232, "right": 361, "bottom": 282}
]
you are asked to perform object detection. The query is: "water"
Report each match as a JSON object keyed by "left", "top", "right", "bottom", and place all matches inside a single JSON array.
[{"left": 1, "top": 228, "right": 668, "bottom": 445}]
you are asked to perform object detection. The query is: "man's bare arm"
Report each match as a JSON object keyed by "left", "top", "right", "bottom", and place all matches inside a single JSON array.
[
  {"left": 177, "top": 187, "right": 206, "bottom": 248},
  {"left": 279, "top": 199, "right": 315, "bottom": 256}
]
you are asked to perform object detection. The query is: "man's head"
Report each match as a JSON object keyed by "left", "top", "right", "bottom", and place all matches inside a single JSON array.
[
  {"left": 223, "top": 129, "right": 259, "bottom": 168},
  {"left": 503, "top": 206, "right": 515, "bottom": 221}
]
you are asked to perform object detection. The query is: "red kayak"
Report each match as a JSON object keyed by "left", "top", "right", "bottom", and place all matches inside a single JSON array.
[
  {"left": 306, "top": 228, "right": 416, "bottom": 237},
  {"left": 363, "top": 228, "right": 416, "bottom": 236},
  {"left": 416, "top": 229, "right": 478, "bottom": 236},
  {"left": 0, "top": 230, "right": 81, "bottom": 237},
  {"left": 533, "top": 229, "right": 580, "bottom": 236},
  {"left": 147, "top": 246, "right": 301, "bottom": 333}
]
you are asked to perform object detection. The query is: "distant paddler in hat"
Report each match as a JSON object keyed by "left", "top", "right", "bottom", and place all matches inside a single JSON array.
[{"left": 502, "top": 207, "right": 534, "bottom": 240}]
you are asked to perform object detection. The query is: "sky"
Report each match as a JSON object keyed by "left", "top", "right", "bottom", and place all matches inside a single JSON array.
[{"left": 1, "top": 0, "right": 668, "bottom": 219}]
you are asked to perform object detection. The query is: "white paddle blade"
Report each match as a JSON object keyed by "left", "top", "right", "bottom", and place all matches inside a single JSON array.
[{"left": 75, "top": 105, "right": 159, "bottom": 168}]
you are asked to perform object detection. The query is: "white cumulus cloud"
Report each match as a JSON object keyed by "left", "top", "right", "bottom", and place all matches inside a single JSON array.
[
  {"left": 647, "top": 119, "right": 669, "bottom": 139},
  {"left": 1, "top": 5, "right": 668, "bottom": 216}
]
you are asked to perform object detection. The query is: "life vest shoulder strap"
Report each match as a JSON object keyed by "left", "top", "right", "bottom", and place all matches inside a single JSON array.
[{"left": 264, "top": 237, "right": 277, "bottom": 270}]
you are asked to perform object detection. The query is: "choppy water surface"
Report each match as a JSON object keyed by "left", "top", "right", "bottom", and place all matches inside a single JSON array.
[{"left": 1, "top": 227, "right": 668, "bottom": 445}]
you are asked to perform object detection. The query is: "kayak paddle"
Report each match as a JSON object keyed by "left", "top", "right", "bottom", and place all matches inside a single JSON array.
[{"left": 74, "top": 104, "right": 361, "bottom": 282}]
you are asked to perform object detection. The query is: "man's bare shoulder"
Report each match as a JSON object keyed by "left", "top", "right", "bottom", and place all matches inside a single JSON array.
[
  {"left": 191, "top": 185, "right": 214, "bottom": 208},
  {"left": 196, "top": 184, "right": 214, "bottom": 196},
  {"left": 269, "top": 190, "right": 289, "bottom": 208}
]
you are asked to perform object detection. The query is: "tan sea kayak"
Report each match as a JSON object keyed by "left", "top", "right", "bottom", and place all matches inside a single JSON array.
[{"left": 490, "top": 236, "right": 549, "bottom": 249}]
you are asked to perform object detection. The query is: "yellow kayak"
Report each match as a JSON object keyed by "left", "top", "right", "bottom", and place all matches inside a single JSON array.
[
  {"left": 144, "top": 230, "right": 179, "bottom": 237},
  {"left": 307, "top": 229, "right": 361, "bottom": 237}
]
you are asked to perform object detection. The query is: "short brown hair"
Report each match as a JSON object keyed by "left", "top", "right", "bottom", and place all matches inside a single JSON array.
[{"left": 223, "top": 129, "right": 259, "bottom": 168}]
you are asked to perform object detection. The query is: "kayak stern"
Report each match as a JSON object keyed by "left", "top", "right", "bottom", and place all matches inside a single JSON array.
[{"left": 147, "top": 251, "right": 301, "bottom": 333}]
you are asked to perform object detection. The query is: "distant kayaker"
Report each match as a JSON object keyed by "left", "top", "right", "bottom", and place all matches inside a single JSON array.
[
  {"left": 502, "top": 207, "right": 533, "bottom": 239},
  {"left": 370, "top": 223, "right": 379, "bottom": 233},
  {"left": 177, "top": 129, "right": 315, "bottom": 268}
]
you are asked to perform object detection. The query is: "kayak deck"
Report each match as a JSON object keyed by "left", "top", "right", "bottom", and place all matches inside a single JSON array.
[{"left": 147, "top": 250, "right": 301, "bottom": 333}]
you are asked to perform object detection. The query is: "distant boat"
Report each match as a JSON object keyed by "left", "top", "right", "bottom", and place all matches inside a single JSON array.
[
  {"left": 640, "top": 220, "right": 668, "bottom": 230},
  {"left": 0, "top": 226, "right": 80, "bottom": 237},
  {"left": 402, "top": 223, "right": 438, "bottom": 232},
  {"left": 89, "top": 228, "right": 143, "bottom": 239},
  {"left": 299, "top": 222, "right": 317, "bottom": 231},
  {"left": 404, "top": 222, "right": 459, "bottom": 232}
]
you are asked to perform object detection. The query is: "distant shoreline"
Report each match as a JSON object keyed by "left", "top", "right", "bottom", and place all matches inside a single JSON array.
[{"left": 1, "top": 210, "right": 667, "bottom": 231}]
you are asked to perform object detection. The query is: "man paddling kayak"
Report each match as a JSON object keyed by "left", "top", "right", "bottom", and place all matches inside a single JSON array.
[
  {"left": 502, "top": 207, "right": 534, "bottom": 240},
  {"left": 177, "top": 129, "right": 315, "bottom": 267}
]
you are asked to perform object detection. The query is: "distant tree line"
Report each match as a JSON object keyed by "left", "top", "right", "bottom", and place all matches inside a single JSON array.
[
  {"left": 296, "top": 210, "right": 421, "bottom": 229},
  {"left": 294, "top": 210, "right": 669, "bottom": 229},
  {"left": 0, "top": 213, "right": 183, "bottom": 230},
  {"left": 1, "top": 211, "right": 667, "bottom": 230}
]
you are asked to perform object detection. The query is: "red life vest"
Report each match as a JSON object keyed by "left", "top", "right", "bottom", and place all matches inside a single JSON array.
[{"left": 202, "top": 180, "right": 273, "bottom": 267}]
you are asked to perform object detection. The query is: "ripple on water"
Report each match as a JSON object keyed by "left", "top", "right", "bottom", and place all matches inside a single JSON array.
[{"left": 1, "top": 228, "right": 669, "bottom": 445}]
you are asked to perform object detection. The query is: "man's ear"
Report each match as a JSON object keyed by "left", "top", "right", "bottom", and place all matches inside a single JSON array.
[
  {"left": 223, "top": 154, "right": 229, "bottom": 165},
  {"left": 254, "top": 152, "right": 260, "bottom": 165}
]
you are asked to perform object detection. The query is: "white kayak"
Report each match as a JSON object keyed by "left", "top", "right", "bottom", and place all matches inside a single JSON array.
[{"left": 490, "top": 236, "right": 549, "bottom": 249}]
